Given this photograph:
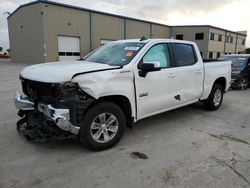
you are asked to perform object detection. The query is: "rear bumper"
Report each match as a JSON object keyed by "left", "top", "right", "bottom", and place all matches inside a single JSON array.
[{"left": 14, "top": 91, "right": 79, "bottom": 135}]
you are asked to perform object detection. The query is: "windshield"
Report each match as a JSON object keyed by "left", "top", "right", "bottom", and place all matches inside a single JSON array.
[
  {"left": 85, "top": 42, "right": 146, "bottom": 66},
  {"left": 219, "top": 56, "right": 247, "bottom": 68}
]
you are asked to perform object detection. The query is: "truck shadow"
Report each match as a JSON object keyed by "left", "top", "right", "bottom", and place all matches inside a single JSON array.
[{"left": 32, "top": 102, "right": 207, "bottom": 152}]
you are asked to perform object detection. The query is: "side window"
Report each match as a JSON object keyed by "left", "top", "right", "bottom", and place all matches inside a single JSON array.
[
  {"left": 172, "top": 43, "right": 197, "bottom": 67},
  {"left": 143, "top": 44, "right": 171, "bottom": 68}
]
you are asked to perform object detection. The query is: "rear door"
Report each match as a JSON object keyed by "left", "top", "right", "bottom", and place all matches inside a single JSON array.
[
  {"left": 170, "top": 43, "right": 204, "bottom": 104},
  {"left": 58, "top": 36, "right": 80, "bottom": 61}
]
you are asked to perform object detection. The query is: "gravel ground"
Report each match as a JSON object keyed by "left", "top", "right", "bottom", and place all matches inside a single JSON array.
[{"left": 0, "top": 61, "right": 250, "bottom": 188}]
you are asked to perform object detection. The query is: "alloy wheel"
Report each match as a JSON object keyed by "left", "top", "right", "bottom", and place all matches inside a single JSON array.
[
  {"left": 213, "top": 89, "right": 222, "bottom": 106},
  {"left": 90, "top": 113, "right": 119, "bottom": 143}
]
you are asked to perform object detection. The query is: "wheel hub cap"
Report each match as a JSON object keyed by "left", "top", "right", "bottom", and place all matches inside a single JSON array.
[
  {"left": 90, "top": 113, "right": 119, "bottom": 143},
  {"left": 101, "top": 124, "right": 106, "bottom": 129},
  {"left": 213, "top": 89, "right": 222, "bottom": 106}
]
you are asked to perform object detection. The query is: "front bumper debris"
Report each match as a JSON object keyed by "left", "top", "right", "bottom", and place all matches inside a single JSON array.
[
  {"left": 37, "top": 104, "right": 79, "bottom": 135},
  {"left": 14, "top": 91, "right": 34, "bottom": 110},
  {"left": 14, "top": 91, "right": 80, "bottom": 139}
]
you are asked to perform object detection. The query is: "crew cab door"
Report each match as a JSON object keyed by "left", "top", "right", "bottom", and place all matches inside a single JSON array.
[
  {"left": 134, "top": 43, "right": 178, "bottom": 119},
  {"left": 170, "top": 43, "right": 204, "bottom": 104}
]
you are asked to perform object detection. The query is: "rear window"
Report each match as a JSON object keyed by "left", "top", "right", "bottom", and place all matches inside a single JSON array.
[{"left": 172, "top": 43, "right": 197, "bottom": 67}]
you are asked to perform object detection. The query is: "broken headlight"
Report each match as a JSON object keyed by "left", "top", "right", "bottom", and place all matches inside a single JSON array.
[{"left": 61, "top": 81, "right": 79, "bottom": 88}]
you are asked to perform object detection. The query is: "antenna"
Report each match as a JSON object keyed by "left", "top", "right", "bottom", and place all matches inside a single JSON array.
[{"left": 140, "top": 36, "right": 147, "bottom": 41}]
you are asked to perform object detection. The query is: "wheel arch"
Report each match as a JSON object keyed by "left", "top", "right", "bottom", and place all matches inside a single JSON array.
[
  {"left": 200, "top": 76, "right": 227, "bottom": 101},
  {"left": 213, "top": 77, "right": 227, "bottom": 92},
  {"left": 88, "top": 95, "right": 134, "bottom": 128}
]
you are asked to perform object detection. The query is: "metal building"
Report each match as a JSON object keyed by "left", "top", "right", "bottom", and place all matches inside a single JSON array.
[
  {"left": 8, "top": 0, "right": 247, "bottom": 64},
  {"left": 8, "top": 0, "right": 170, "bottom": 64}
]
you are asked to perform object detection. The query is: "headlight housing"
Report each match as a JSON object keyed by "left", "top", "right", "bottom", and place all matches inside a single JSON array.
[
  {"left": 61, "top": 81, "right": 78, "bottom": 88},
  {"left": 57, "top": 81, "right": 87, "bottom": 100}
]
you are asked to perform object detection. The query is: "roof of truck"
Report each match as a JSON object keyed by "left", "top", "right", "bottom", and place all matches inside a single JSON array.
[{"left": 115, "top": 38, "right": 196, "bottom": 45}]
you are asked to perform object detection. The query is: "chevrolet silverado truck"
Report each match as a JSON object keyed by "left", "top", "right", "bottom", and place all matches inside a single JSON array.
[{"left": 14, "top": 39, "right": 231, "bottom": 150}]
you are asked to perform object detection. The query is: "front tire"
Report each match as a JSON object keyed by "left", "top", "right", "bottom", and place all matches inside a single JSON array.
[
  {"left": 204, "top": 84, "right": 224, "bottom": 111},
  {"left": 79, "top": 102, "right": 126, "bottom": 151}
]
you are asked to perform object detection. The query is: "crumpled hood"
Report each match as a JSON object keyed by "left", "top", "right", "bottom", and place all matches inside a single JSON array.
[{"left": 20, "top": 61, "right": 119, "bottom": 83}]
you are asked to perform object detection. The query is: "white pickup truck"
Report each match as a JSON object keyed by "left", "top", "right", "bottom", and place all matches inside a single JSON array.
[{"left": 15, "top": 39, "right": 231, "bottom": 150}]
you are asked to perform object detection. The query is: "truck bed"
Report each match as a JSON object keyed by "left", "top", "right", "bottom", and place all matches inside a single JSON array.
[{"left": 200, "top": 60, "right": 232, "bottom": 100}]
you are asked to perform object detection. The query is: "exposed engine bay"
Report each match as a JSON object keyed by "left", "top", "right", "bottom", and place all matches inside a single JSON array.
[{"left": 15, "top": 77, "right": 94, "bottom": 142}]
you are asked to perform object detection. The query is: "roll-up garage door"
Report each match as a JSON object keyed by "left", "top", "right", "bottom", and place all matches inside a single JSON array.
[{"left": 58, "top": 36, "right": 80, "bottom": 61}]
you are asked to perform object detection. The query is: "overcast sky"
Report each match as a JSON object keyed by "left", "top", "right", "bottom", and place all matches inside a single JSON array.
[{"left": 0, "top": 0, "right": 250, "bottom": 50}]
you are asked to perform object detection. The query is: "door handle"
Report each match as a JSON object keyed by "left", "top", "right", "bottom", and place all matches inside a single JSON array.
[
  {"left": 168, "top": 73, "right": 176, "bottom": 78},
  {"left": 196, "top": 69, "right": 202, "bottom": 74}
]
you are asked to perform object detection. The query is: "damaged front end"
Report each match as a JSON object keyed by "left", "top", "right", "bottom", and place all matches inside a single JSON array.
[{"left": 14, "top": 78, "right": 94, "bottom": 142}]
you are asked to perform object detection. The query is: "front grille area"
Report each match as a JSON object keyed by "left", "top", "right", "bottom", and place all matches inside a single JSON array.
[
  {"left": 21, "top": 78, "right": 59, "bottom": 103},
  {"left": 20, "top": 77, "right": 95, "bottom": 126}
]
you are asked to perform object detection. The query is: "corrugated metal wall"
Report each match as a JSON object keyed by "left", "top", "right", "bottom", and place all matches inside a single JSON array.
[
  {"left": 43, "top": 4, "right": 90, "bottom": 62},
  {"left": 8, "top": 2, "right": 247, "bottom": 64},
  {"left": 42, "top": 3, "right": 171, "bottom": 62},
  {"left": 91, "top": 13, "right": 124, "bottom": 50},
  {"left": 125, "top": 20, "right": 151, "bottom": 39},
  {"left": 8, "top": 3, "right": 45, "bottom": 64},
  {"left": 8, "top": 2, "right": 171, "bottom": 64},
  {"left": 152, "top": 24, "right": 171, "bottom": 38}
]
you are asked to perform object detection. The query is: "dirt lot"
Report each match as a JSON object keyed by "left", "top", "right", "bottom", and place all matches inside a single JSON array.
[{"left": 0, "top": 61, "right": 250, "bottom": 188}]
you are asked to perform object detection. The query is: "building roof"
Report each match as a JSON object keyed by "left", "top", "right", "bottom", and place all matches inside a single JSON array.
[
  {"left": 7, "top": 0, "right": 170, "bottom": 27},
  {"left": 8, "top": 0, "right": 247, "bottom": 37},
  {"left": 171, "top": 25, "right": 247, "bottom": 36}
]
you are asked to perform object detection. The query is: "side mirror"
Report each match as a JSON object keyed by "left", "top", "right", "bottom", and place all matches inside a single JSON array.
[{"left": 138, "top": 61, "right": 161, "bottom": 77}]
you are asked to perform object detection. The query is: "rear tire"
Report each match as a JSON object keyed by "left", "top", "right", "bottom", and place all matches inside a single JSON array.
[
  {"left": 79, "top": 102, "right": 126, "bottom": 151},
  {"left": 204, "top": 84, "right": 224, "bottom": 111},
  {"left": 239, "top": 77, "right": 248, "bottom": 90}
]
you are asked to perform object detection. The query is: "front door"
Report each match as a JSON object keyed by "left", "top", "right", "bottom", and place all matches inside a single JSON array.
[{"left": 134, "top": 43, "right": 178, "bottom": 120}]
